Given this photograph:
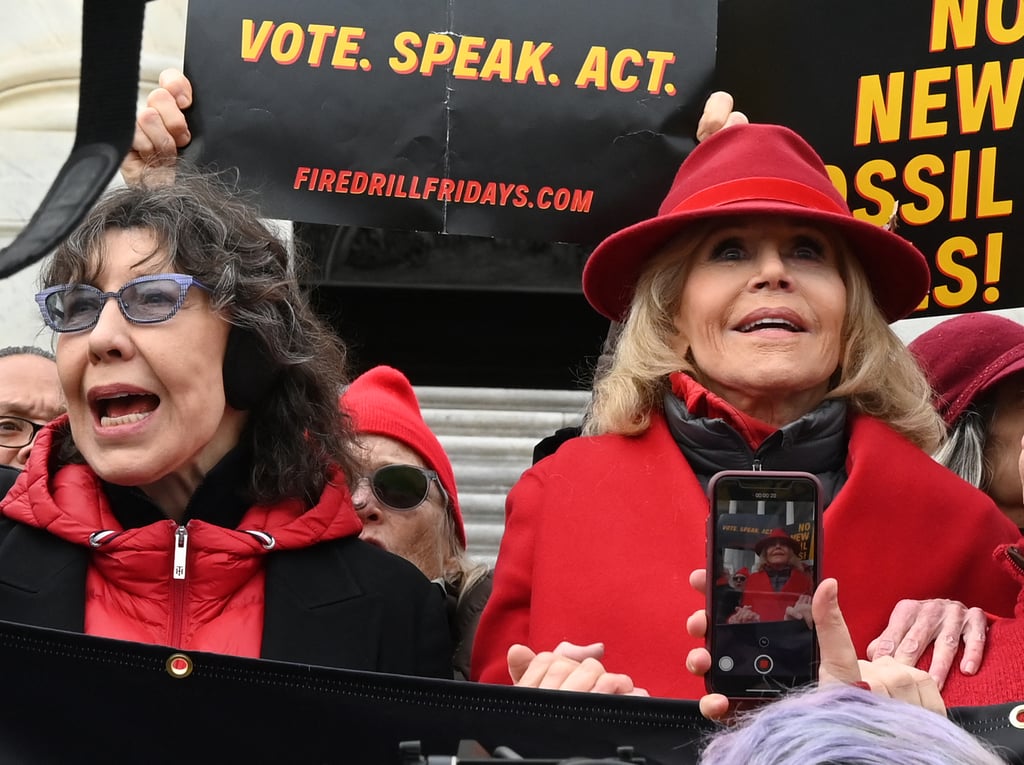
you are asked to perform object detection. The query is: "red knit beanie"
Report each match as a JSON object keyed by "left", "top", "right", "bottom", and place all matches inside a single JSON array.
[
  {"left": 340, "top": 366, "right": 466, "bottom": 548},
  {"left": 908, "top": 313, "right": 1024, "bottom": 425}
]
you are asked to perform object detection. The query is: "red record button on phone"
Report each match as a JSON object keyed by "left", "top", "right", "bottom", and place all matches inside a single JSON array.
[{"left": 754, "top": 654, "right": 774, "bottom": 674}]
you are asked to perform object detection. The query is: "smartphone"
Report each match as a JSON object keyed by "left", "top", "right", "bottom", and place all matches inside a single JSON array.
[{"left": 705, "top": 470, "right": 823, "bottom": 699}]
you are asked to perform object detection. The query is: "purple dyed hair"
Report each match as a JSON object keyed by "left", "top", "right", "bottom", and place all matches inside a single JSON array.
[{"left": 698, "top": 684, "right": 1004, "bottom": 765}]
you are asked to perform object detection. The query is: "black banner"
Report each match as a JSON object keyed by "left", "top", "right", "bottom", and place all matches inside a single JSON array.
[
  {"left": 717, "top": 0, "right": 1024, "bottom": 318},
  {"left": 182, "top": 0, "right": 715, "bottom": 244},
  {"left": 0, "top": 618, "right": 715, "bottom": 764},
  {"left": 0, "top": 617, "right": 1019, "bottom": 762}
]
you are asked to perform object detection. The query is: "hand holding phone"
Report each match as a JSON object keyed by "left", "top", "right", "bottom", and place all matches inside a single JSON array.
[{"left": 705, "top": 470, "right": 823, "bottom": 699}]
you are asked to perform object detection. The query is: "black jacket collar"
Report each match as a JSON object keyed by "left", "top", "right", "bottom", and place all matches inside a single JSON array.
[
  {"left": 102, "top": 444, "right": 254, "bottom": 529},
  {"left": 663, "top": 391, "right": 849, "bottom": 505}
]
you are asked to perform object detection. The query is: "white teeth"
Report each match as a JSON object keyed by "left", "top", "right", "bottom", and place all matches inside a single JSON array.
[
  {"left": 739, "top": 318, "right": 801, "bottom": 332},
  {"left": 100, "top": 411, "right": 153, "bottom": 428}
]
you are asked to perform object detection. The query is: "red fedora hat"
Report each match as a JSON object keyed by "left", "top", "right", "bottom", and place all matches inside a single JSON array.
[
  {"left": 582, "top": 123, "right": 930, "bottom": 323},
  {"left": 754, "top": 528, "right": 801, "bottom": 556}
]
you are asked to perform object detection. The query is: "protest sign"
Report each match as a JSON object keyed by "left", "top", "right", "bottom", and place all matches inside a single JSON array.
[
  {"left": 0, "top": 618, "right": 713, "bottom": 764},
  {"left": 716, "top": 514, "right": 815, "bottom": 561},
  {"left": 717, "top": 0, "right": 1024, "bottom": 317},
  {"left": 183, "top": 0, "right": 715, "bottom": 245}
]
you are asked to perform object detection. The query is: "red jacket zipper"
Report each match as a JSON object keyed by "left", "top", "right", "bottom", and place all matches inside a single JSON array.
[{"left": 168, "top": 524, "right": 189, "bottom": 647}]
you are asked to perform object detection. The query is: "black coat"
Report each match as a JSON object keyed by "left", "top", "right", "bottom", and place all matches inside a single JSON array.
[{"left": 0, "top": 516, "right": 453, "bottom": 679}]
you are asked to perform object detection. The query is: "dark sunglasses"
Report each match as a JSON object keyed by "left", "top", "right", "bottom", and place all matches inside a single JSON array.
[
  {"left": 35, "top": 273, "right": 210, "bottom": 333},
  {"left": 359, "top": 464, "right": 449, "bottom": 511}
]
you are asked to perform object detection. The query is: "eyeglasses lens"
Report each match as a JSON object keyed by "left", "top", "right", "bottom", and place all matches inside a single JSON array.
[
  {"left": 122, "top": 279, "right": 184, "bottom": 322},
  {"left": 46, "top": 279, "right": 184, "bottom": 331},
  {"left": 49, "top": 286, "right": 101, "bottom": 331},
  {"left": 0, "top": 417, "right": 39, "bottom": 449},
  {"left": 372, "top": 465, "right": 430, "bottom": 510}
]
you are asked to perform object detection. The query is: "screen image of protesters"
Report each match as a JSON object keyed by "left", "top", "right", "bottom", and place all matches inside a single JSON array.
[
  {"left": 706, "top": 472, "right": 820, "bottom": 697},
  {"left": 728, "top": 528, "right": 813, "bottom": 625}
]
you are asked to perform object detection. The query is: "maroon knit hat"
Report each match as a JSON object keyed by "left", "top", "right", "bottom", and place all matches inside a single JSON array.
[
  {"left": 582, "top": 123, "right": 930, "bottom": 323},
  {"left": 340, "top": 365, "right": 465, "bottom": 548},
  {"left": 908, "top": 312, "right": 1024, "bottom": 426}
]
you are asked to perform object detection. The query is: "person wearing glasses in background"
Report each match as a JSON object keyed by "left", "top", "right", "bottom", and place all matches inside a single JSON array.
[
  {"left": 0, "top": 169, "right": 452, "bottom": 678},
  {"left": 0, "top": 346, "right": 64, "bottom": 478},
  {"left": 340, "top": 365, "right": 492, "bottom": 680}
]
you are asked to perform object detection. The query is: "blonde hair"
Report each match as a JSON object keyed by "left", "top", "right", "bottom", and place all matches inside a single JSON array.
[
  {"left": 439, "top": 499, "right": 491, "bottom": 603},
  {"left": 585, "top": 222, "right": 945, "bottom": 453}
]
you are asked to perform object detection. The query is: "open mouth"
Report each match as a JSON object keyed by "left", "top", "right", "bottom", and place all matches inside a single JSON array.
[{"left": 95, "top": 392, "right": 160, "bottom": 427}]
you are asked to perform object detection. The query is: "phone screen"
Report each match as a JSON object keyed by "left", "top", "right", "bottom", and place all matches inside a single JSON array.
[{"left": 705, "top": 470, "right": 822, "bottom": 698}]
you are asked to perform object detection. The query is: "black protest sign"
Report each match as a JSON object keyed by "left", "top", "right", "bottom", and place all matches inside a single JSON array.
[
  {"left": 716, "top": 515, "right": 814, "bottom": 561},
  {"left": 717, "top": 0, "right": 1024, "bottom": 318},
  {"left": 0, "top": 618, "right": 714, "bottom": 764},
  {"left": 183, "top": 0, "right": 715, "bottom": 244}
]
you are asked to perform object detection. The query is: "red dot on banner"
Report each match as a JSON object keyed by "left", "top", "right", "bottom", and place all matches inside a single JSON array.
[{"left": 165, "top": 653, "right": 193, "bottom": 678}]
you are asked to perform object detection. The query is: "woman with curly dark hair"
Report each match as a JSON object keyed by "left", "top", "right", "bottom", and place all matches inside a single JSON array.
[{"left": 0, "top": 169, "right": 451, "bottom": 678}]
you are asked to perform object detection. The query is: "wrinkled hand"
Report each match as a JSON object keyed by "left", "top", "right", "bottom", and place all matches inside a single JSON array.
[
  {"left": 696, "top": 91, "right": 749, "bottom": 143},
  {"left": 121, "top": 68, "right": 194, "bottom": 186},
  {"left": 726, "top": 605, "right": 760, "bottom": 624},
  {"left": 867, "top": 599, "right": 988, "bottom": 689},
  {"left": 507, "top": 641, "right": 649, "bottom": 696},
  {"left": 815, "top": 580, "right": 946, "bottom": 715},
  {"left": 686, "top": 571, "right": 946, "bottom": 720},
  {"left": 784, "top": 594, "right": 813, "bottom": 628}
]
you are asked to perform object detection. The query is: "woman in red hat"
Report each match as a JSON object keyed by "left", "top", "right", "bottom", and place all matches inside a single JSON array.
[
  {"left": 729, "top": 529, "right": 813, "bottom": 625},
  {"left": 471, "top": 110, "right": 1021, "bottom": 699}
]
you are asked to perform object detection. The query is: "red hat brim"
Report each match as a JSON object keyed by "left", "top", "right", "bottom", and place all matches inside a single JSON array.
[
  {"left": 583, "top": 198, "right": 930, "bottom": 324},
  {"left": 754, "top": 534, "right": 802, "bottom": 556}
]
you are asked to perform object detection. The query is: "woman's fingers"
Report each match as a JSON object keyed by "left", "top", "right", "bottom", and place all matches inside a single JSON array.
[
  {"left": 552, "top": 640, "right": 605, "bottom": 662},
  {"left": 507, "top": 643, "right": 540, "bottom": 684},
  {"left": 698, "top": 692, "right": 731, "bottom": 720},
  {"left": 867, "top": 599, "right": 977, "bottom": 689},
  {"left": 956, "top": 607, "right": 989, "bottom": 676},
  {"left": 858, "top": 657, "right": 947, "bottom": 716},
  {"left": 812, "top": 578, "right": 862, "bottom": 686},
  {"left": 686, "top": 645, "right": 712, "bottom": 677},
  {"left": 696, "top": 91, "right": 749, "bottom": 142},
  {"left": 689, "top": 567, "right": 707, "bottom": 594},
  {"left": 686, "top": 607, "right": 708, "bottom": 640}
]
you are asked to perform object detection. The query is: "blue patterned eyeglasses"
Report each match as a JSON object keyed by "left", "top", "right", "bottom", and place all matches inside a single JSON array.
[{"left": 35, "top": 273, "right": 210, "bottom": 333}]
